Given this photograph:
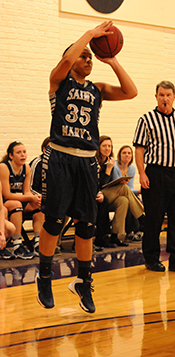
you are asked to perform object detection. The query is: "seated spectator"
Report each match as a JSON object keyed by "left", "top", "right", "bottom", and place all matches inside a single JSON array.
[
  {"left": 0, "top": 141, "right": 44, "bottom": 259},
  {"left": 0, "top": 181, "right": 16, "bottom": 259},
  {"left": 112, "top": 145, "right": 143, "bottom": 241},
  {"left": 113, "top": 145, "right": 141, "bottom": 195},
  {"left": 96, "top": 135, "right": 145, "bottom": 246}
]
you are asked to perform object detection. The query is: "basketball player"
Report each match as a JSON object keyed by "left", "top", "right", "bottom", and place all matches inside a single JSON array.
[{"left": 36, "top": 20, "right": 138, "bottom": 313}]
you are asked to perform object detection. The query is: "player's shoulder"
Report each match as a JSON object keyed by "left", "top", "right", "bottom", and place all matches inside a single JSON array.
[
  {"left": 0, "top": 162, "right": 10, "bottom": 179},
  {"left": 0, "top": 161, "right": 9, "bottom": 171},
  {"left": 29, "top": 155, "right": 42, "bottom": 167},
  {"left": 93, "top": 81, "right": 105, "bottom": 92}
]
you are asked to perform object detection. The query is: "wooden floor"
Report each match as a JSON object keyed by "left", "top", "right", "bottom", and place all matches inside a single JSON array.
[{"left": 1, "top": 246, "right": 175, "bottom": 356}]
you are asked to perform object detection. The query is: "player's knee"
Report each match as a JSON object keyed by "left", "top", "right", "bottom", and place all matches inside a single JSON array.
[
  {"left": 43, "top": 215, "right": 65, "bottom": 236},
  {"left": 7, "top": 200, "right": 23, "bottom": 210},
  {"left": 8, "top": 206, "right": 23, "bottom": 219},
  {"left": 75, "top": 221, "right": 95, "bottom": 239}
]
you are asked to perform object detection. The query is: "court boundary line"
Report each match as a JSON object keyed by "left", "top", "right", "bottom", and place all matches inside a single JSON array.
[{"left": 1, "top": 309, "right": 175, "bottom": 350}]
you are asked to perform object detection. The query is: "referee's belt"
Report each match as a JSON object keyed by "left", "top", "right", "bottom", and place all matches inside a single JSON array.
[{"left": 50, "top": 142, "right": 96, "bottom": 158}]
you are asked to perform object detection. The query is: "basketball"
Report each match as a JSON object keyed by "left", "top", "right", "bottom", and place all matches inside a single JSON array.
[{"left": 89, "top": 25, "right": 124, "bottom": 58}]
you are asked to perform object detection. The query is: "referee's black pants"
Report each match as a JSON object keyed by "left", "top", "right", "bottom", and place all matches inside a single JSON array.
[{"left": 141, "top": 164, "right": 175, "bottom": 264}]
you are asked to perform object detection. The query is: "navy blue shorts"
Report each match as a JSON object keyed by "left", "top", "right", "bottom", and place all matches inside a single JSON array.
[{"left": 41, "top": 146, "right": 98, "bottom": 223}]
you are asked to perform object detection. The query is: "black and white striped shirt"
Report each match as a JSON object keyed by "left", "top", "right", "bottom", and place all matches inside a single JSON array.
[{"left": 133, "top": 107, "right": 175, "bottom": 167}]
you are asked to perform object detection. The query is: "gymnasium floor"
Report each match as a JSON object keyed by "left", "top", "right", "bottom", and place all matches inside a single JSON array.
[
  {"left": 0, "top": 231, "right": 167, "bottom": 288},
  {"left": 1, "top": 231, "right": 175, "bottom": 357}
]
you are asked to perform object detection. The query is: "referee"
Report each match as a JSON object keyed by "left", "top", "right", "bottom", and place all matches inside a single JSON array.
[{"left": 133, "top": 80, "right": 175, "bottom": 272}]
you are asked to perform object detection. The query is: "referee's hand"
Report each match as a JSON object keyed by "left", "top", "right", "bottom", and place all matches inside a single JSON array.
[{"left": 140, "top": 172, "right": 150, "bottom": 189}]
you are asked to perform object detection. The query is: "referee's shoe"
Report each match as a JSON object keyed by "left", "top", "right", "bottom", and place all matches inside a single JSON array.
[{"left": 68, "top": 277, "right": 95, "bottom": 313}]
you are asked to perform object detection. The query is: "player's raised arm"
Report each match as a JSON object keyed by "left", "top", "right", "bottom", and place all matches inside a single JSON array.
[
  {"left": 49, "top": 20, "right": 114, "bottom": 93},
  {"left": 95, "top": 57, "right": 138, "bottom": 101}
]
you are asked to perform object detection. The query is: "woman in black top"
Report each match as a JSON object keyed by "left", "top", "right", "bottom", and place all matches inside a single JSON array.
[{"left": 0, "top": 141, "right": 44, "bottom": 259}]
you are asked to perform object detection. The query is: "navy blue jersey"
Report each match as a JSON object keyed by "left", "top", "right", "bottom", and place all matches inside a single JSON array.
[
  {"left": 5, "top": 161, "right": 26, "bottom": 193},
  {"left": 30, "top": 155, "right": 42, "bottom": 195},
  {"left": 49, "top": 75, "right": 101, "bottom": 151}
]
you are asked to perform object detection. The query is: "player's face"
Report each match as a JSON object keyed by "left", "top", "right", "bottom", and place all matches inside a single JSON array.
[
  {"left": 10, "top": 145, "right": 27, "bottom": 165},
  {"left": 120, "top": 147, "right": 132, "bottom": 165},
  {"left": 155, "top": 86, "right": 175, "bottom": 114},
  {"left": 72, "top": 48, "right": 93, "bottom": 77},
  {"left": 100, "top": 140, "right": 112, "bottom": 159}
]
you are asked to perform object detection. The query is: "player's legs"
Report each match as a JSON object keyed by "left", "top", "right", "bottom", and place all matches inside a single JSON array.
[
  {"left": 36, "top": 216, "right": 65, "bottom": 309},
  {"left": 5, "top": 219, "right": 16, "bottom": 238},
  {"left": 75, "top": 235, "right": 93, "bottom": 260},
  {"left": 36, "top": 148, "right": 75, "bottom": 308},
  {"left": 37, "top": 219, "right": 95, "bottom": 312},
  {"left": 24, "top": 203, "right": 45, "bottom": 256},
  {"left": 39, "top": 226, "right": 58, "bottom": 256},
  {"left": 37, "top": 150, "right": 98, "bottom": 312},
  {"left": 68, "top": 220, "right": 95, "bottom": 313},
  {"left": 0, "top": 218, "right": 16, "bottom": 260},
  {"left": 4, "top": 200, "right": 34, "bottom": 259},
  {"left": 4, "top": 200, "right": 23, "bottom": 235}
]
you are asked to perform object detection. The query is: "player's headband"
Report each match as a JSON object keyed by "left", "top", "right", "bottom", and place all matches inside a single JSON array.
[{"left": 7, "top": 141, "right": 22, "bottom": 155}]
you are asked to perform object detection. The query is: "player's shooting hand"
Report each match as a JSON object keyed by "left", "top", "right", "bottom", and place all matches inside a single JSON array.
[
  {"left": 95, "top": 55, "right": 118, "bottom": 65},
  {"left": 92, "top": 20, "right": 113, "bottom": 39}
]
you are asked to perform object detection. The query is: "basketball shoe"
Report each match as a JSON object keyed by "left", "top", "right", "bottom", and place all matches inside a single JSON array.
[
  {"left": 14, "top": 243, "right": 34, "bottom": 260},
  {"left": 0, "top": 247, "right": 15, "bottom": 260},
  {"left": 33, "top": 239, "right": 39, "bottom": 257},
  {"left": 68, "top": 277, "right": 95, "bottom": 313},
  {"left": 36, "top": 272, "right": 54, "bottom": 309}
]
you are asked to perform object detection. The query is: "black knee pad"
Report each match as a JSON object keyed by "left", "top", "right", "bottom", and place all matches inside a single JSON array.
[
  {"left": 75, "top": 221, "right": 95, "bottom": 239},
  {"left": 8, "top": 207, "right": 23, "bottom": 219},
  {"left": 43, "top": 215, "right": 65, "bottom": 236}
]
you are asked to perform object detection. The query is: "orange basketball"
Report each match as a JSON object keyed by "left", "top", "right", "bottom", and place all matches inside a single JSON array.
[{"left": 90, "top": 25, "right": 124, "bottom": 58}]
